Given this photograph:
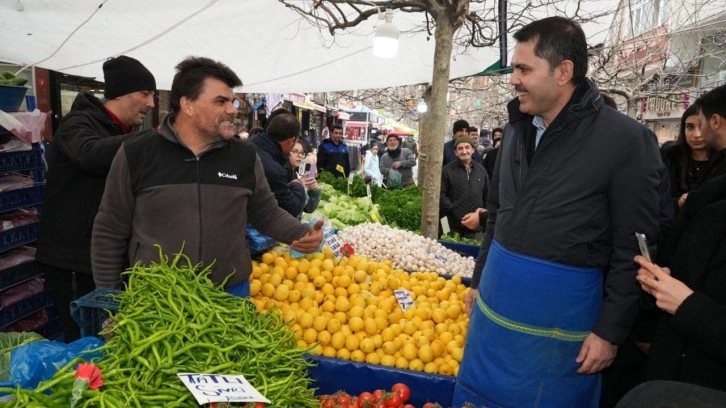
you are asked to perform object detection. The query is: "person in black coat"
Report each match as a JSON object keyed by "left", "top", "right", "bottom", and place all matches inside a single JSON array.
[
  {"left": 661, "top": 103, "right": 711, "bottom": 214},
  {"left": 634, "top": 84, "right": 726, "bottom": 392},
  {"left": 36, "top": 56, "right": 156, "bottom": 341},
  {"left": 250, "top": 113, "right": 307, "bottom": 217}
]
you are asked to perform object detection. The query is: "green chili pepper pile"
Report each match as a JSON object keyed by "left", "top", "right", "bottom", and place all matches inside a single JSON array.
[{"left": 0, "top": 247, "right": 319, "bottom": 407}]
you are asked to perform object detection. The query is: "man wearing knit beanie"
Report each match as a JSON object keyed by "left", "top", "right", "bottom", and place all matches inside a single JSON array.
[
  {"left": 440, "top": 135, "right": 489, "bottom": 239},
  {"left": 444, "top": 119, "right": 481, "bottom": 166},
  {"left": 36, "top": 55, "right": 157, "bottom": 341}
]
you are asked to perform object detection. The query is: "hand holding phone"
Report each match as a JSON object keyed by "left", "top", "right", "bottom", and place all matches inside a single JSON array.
[{"left": 635, "top": 232, "right": 651, "bottom": 262}]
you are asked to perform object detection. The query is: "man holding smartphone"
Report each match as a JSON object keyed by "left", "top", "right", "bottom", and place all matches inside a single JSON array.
[{"left": 454, "top": 17, "right": 663, "bottom": 408}]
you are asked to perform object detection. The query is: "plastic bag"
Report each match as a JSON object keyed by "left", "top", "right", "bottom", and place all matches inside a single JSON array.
[
  {"left": 246, "top": 224, "right": 278, "bottom": 254},
  {"left": 0, "top": 332, "right": 44, "bottom": 382},
  {"left": 387, "top": 168, "right": 402, "bottom": 189},
  {"left": 7, "top": 337, "right": 103, "bottom": 390},
  {"left": 289, "top": 216, "right": 330, "bottom": 259}
]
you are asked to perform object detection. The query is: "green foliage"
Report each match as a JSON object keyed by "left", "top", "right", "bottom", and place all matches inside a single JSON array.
[{"left": 375, "top": 185, "right": 422, "bottom": 233}]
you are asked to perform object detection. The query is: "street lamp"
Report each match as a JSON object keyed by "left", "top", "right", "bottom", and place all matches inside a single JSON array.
[
  {"left": 372, "top": 9, "right": 399, "bottom": 58},
  {"left": 416, "top": 100, "right": 427, "bottom": 113}
]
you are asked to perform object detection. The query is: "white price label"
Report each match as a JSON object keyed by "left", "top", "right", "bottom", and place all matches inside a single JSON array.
[
  {"left": 348, "top": 173, "right": 355, "bottom": 185},
  {"left": 440, "top": 216, "right": 450, "bottom": 235},
  {"left": 366, "top": 184, "right": 372, "bottom": 199},
  {"left": 177, "top": 373, "right": 270, "bottom": 405},
  {"left": 434, "top": 253, "right": 448, "bottom": 263},
  {"left": 324, "top": 229, "right": 342, "bottom": 257},
  {"left": 394, "top": 289, "right": 414, "bottom": 311}
]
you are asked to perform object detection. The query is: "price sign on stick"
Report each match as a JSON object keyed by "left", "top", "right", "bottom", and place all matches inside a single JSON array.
[
  {"left": 440, "top": 216, "right": 451, "bottom": 235},
  {"left": 394, "top": 289, "right": 414, "bottom": 311},
  {"left": 177, "top": 373, "right": 270, "bottom": 405},
  {"left": 324, "top": 229, "right": 342, "bottom": 257}
]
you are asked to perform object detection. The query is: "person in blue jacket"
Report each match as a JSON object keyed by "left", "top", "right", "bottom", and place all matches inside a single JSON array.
[
  {"left": 317, "top": 124, "right": 350, "bottom": 178},
  {"left": 454, "top": 17, "right": 662, "bottom": 408}
]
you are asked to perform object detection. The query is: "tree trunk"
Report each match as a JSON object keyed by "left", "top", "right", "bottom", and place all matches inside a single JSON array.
[
  {"left": 419, "top": 15, "right": 455, "bottom": 239},
  {"left": 627, "top": 97, "right": 638, "bottom": 118}
]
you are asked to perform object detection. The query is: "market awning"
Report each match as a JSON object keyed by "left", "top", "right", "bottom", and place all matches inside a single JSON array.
[
  {"left": 336, "top": 112, "right": 351, "bottom": 120},
  {"left": 475, "top": 60, "right": 514, "bottom": 76},
  {"left": 0, "top": 0, "right": 616, "bottom": 92}
]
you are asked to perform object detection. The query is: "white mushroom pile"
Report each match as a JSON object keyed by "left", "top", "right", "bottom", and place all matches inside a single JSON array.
[{"left": 338, "top": 223, "right": 475, "bottom": 278}]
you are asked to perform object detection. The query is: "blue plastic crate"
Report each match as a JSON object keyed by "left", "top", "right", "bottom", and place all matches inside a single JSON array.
[
  {"left": 70, "top": 288, "right": 122, "bottom": 338},
  {"left": 0, "top": 144, "right": 44, "bottom": 179},
  {"left": 306, "top": 354, "right": 455, "bottom": 407},
  {"left": 0, "top": 85, "right": 28, "bottom": 112},
  {"left": 0, "top": 222, "right": 39, "bottom": 253},
  {"left": 0, "top": 185, "right": 43, "bottom": 214},
  {"left": 0, "top": 290, "right": 53, "bottom": 330},
  {"left": 0, "top": 260, "right": 41, "bottom": 292}
]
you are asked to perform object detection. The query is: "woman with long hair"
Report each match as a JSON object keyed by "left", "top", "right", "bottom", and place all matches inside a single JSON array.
[{"left": 661, "top": 103, "right": 710, "bottom": 211}]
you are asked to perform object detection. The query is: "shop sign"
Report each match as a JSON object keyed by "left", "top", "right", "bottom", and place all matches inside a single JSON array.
[
  {"left": 177, "top": 373, "right": 270, "bottom": 405},
  {"left": 284, "top": 93, "right": 306, "bottom": 104},
  {"left": 641, "top": 93, "right": 690, "bottom": 120}
]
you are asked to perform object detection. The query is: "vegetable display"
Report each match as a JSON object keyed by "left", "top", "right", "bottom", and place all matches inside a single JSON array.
[
  {"left": 337, "top": 224, "right": 475, "bottom": 278},
  {"left": 316, "top": 173, "right": 422, "bottom": 233},
  {"left": 0, "top": 248, "right": 319, "bottom": 407},
  {"left": 308, "top": 183, "right": 379, "bottom": 230},
  {"left": 250, "top": 249, "right": 469, "bottom": 377}
]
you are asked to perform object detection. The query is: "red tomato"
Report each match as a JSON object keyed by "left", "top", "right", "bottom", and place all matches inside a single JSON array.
[
  {"left": 336, "top": 393, "right": 352, "bottom": 405},
  {"left": 422, "top": 403, "right": 443, "bottom": 408},
  {"left": 347, "top": 398, "right": 361, "bottom": 408},
  {"left": 358, "top": 392, "right": 377, "bottom": 407},
  {"left": 390, "top": 383, "right": 411, "bottom": 403},
  {"left": 322, "top": 398, "right": 336, "bottom": 408},
  {"left": 372, "top": 389, "right": 385, "bottom": 400},
  {"left": 403, "top": 405, "right": 415, "bottom": 408},
  {"left": 382, "top": 393, "right": 403, "bottom": 408}
]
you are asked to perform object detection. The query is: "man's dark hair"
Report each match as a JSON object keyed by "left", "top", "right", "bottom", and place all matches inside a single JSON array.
[
  {"left": 695, "top": 84, "right": 726, "bottom": 121},
  {"left": 492, "top": 127, "right": 504, "bottom": 137},
  {"left": 332, "top": 124, "right": 343, "bottom": 132},
  {"left": 266, "top": 113, "right": 300, "bottom": 142},
  {"left": 265, "top": 109, "right": 293, "bottom": 130},
  {"left": 169, "top": 56, "right": 242, "bottom": 114},
  {"left": 469, "top": 127, "right": 478, "bottom": 133},
  {"left": 513, "top": 16, "right": 588, "bottom": 85}
]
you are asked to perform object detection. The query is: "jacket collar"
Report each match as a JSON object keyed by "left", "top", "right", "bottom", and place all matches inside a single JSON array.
[
  {"left": 157, "top": 113, "right": 228, "bottom": 155},
  {"left": 507, "top": 78, "right": 604, "bottom": 127},
  {"left": 250, "top": 131, "right": 289, "bottom": 164}
]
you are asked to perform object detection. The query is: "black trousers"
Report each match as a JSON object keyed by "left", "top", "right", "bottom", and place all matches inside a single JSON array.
[
  {"left": 39, "top": 263, "right": 95, "bottom": 342},
  {"left": 615, "top": 381, "right": 726, "bottom": 408}
]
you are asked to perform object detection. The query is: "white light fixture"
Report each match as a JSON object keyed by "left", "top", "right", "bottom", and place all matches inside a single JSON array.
[
  {"left": 416, "top": 100, "right": 427, "bottom": 113},
  {"left": 15, "top": 0, "right": 24, "bottom": 11},
  {"left": 373, "top": 10, "right": 399, "bottom": 59}
]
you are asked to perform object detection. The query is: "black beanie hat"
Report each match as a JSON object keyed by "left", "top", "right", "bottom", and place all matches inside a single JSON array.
[
  {"left": 103, "top": 56, "right": 156, "bottom": 99},
  {"left": 452, "top": 119, "right": 470, "bottom": 134},
  {"left": 386, "top": 133, "right": 401, "bottom": 144}
]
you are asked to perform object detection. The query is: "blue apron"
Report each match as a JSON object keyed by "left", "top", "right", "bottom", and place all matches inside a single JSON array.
[
  {"left": 453, "top": 240, "right": 603, "bottom": 408},
  {"left": 225, "top": 280, "right": 250, "bottom": 297}
]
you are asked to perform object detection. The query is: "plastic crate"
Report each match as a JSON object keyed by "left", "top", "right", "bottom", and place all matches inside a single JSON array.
[
  {"left": 0, "top": 222, "right": 39, "bottom": 253},
  {"left": 0, "top": 290, "right": 53, "bottom": 329},
  {"left": 0, "top": 85, "right": 28, "bottom": 112},
  {"left": 0, "top": 185, "right": 43, "bottom": 214},
  {"left": 0, "top": 143, "right": 44, "bottom": 179},
  {"left": 0, "top": 260, "right": 41, "bottom": 292},
  {"left": 438, "top": 240, "right": 480, "bottom": 258},
  {"left": 70, "top": 288, "right": 121, "bottom": 338},
  {"left": 306, "top": 354, "right": 455, "bottom": 407}
]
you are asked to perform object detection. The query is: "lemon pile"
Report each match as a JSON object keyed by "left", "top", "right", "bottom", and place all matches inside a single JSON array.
[{"left": 249, "top": 248, "right": 470, "bottom": 377}]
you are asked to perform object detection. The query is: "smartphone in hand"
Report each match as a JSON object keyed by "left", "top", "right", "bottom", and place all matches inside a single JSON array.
[{"left": 635, "top": 232, "right": 651, "bottom": 262}]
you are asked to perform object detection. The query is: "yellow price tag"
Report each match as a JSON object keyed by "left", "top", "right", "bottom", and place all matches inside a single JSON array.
[
  {"left": 370, "top": 210, "right": 380, "bottom": 223},
  {"left": 336, "top": 164, "right": 345, "bottom": 174}
]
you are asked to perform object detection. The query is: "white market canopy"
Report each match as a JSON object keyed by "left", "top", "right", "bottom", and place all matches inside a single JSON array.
[{"left": 0, "top": 0, "right": 616, "bottom": 93}]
